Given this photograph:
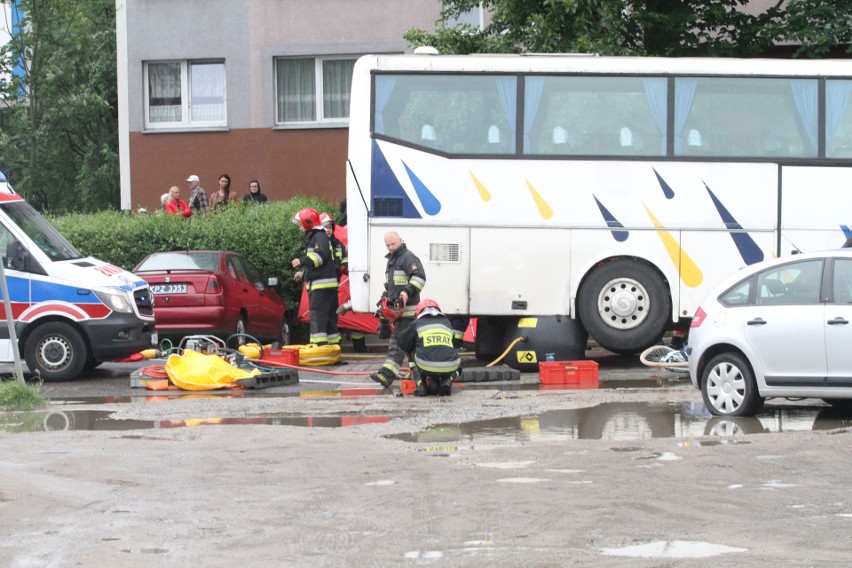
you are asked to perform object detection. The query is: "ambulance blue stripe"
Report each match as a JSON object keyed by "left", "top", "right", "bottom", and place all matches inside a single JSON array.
[{"left": 31, "top": 279, "right": 101, "bottom": 304}]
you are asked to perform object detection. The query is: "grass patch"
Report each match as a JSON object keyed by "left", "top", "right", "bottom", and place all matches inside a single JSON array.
[{"left": 0, "top": 378, "right": 46, "bottom": 411}]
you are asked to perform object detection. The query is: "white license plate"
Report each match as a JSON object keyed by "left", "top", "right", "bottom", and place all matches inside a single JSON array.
[{"left": 151, "top": 284, "right": 188, "bottom": 294}]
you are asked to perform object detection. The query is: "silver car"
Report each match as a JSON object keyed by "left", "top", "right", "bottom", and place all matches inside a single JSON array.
[{"left": 688, "top": 250, "right": 852, "bottom": 417}]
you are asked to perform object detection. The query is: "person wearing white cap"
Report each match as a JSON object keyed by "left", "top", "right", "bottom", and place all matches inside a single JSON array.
[{"left": 186, "top": 174, "right": 209, "bottom": 213}]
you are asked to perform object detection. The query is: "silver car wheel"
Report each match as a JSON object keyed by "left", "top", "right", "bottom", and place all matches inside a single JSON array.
[
  {"left": 706, "top": 361, "right": 746, "bottom": 414},
  {"left": 701, "top": 352, "right": 762, "bottom": 417}
]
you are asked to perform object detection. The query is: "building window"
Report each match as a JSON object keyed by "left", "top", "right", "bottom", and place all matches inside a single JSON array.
[
  {"left": 144, "top": 60, "right": 226, "bottom": 129},
  {"left": 275, "top": 56, "right": 356, "bottom": 125}
]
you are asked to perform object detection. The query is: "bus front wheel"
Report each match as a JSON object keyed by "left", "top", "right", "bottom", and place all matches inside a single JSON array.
[{"left": 577, "top": 259, "right": 670, "bottom": 355}]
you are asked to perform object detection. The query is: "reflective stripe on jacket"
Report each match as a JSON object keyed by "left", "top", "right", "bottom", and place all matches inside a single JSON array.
[
  {"left": 397, "top": 315, "right": 460, "bottom": 376},
  {"left": 300, "top": 228, "right": 338, "bottom": 290},
  {"left": 384, "top": 243, "right": 425, "bottom": 317}
]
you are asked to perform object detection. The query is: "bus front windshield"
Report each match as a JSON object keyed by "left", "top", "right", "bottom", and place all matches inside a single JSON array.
[{"left": 2, "top": 201, "right": 84, "bottom": 261}]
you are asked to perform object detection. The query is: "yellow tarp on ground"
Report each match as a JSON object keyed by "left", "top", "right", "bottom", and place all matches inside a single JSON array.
[{"left": 164, "top": 350, "right": 260, "bottom": 391}]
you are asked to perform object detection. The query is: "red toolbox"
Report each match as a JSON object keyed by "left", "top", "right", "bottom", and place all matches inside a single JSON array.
[
  {"left": 263, "top": 347, "right": 300, "bottom": 366},
  {"left": 538, "top": 360, "right": 599, "bottom": 384}
]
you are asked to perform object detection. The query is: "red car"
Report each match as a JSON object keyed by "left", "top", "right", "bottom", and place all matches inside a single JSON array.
[{"left": 133, "top": 250, "right": 291, "bottom": 344}]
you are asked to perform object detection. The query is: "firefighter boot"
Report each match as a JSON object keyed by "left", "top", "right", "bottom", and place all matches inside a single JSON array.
[
  {"left": 351, "top": 334, "right": 367, "bottom": 353},
  {"left": 369, "top": 368, "right": 394, "bottom": 388},
  {"left": 411, "top": 367, "right": 428, "bottom": 396},
  {"left": 438, "top": 373, "right": 456, "bottom": 397}
]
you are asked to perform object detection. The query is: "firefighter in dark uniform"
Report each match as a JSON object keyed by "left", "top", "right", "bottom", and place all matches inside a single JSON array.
[
  {"left": 370, "top": 231, "right": 426, "bottom": 387},
  {"left": 320, "top": 212, "right": 347, "bottom": 274},
  {"left": 397, "top": 299, "right": 461, "bottom": 396},
  {"left": 321, "top": 211, "right": 367, "bottom": 353},
  {"left": 291, "top": 207, "right": 339, "bottom": 345}
]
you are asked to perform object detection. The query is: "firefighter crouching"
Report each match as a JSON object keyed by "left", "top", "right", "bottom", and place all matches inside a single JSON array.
[{"left": 397, "top": 299, "right": 461, "bottom": 396}]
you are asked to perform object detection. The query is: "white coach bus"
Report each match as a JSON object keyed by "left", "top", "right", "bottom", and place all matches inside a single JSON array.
[{"left": 344, "top": 52, "right": 852, "bottom": 367}]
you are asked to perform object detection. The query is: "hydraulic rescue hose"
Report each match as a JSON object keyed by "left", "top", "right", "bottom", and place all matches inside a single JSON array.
[{"left": 486, "top": 336, "right": 527, "bottom": 368}]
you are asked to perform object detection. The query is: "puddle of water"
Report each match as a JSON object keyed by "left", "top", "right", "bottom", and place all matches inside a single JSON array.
[
  {"left": 600, "top": 540, "right": 747, "bottom": 558},
  {"left": 8, "top": 398, "right": 851, "bottom": 439},
  {"left": 388, "top": 402, "right": 852, "bottom": 443},
  {"left": 0, "top": 410, "right": 391, "bottom": 433}
]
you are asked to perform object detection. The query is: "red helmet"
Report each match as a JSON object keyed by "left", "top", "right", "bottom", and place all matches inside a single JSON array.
[
  {"left": 416, "top": 298, "right": 442, "bottom": 319},
  {"left": 319, "top": 212, "right": 335, "bottom": 227},
  {"left": 293, "top": 208, "right": 320, "bottom": 230}
]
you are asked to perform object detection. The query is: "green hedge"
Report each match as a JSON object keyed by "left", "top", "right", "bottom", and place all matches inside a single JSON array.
[{"left": 49, "top": 197, "right": 336, "bottom": 319}]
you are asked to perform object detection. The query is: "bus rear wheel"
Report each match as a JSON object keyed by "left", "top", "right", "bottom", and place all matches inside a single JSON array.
[{"left": 578, "top": 259, "right": 670, "bottom": 355}]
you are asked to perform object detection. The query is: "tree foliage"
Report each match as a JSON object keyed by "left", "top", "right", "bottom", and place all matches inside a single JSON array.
[
  {"left": 0, "top": 0, "right": 118, "bottom": 213},
  {"left": 405, "top": 0, "right": 852, "bottom": 58}
]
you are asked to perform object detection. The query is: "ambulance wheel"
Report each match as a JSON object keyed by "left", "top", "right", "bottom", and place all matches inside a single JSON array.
[
  {"left": 577, "top": 259, "right": 670, "bottom": 355},
  {"left": 24, "top": 322, "right": 87, "bottom": 382}
]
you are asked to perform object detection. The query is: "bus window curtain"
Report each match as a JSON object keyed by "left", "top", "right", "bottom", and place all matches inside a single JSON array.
[
  {"left": 673, "top": 78, "right": 697, "bottom": 155},
  {"left": 791, "top": 80, "right": 818, "bottom": 155},
  {"left": 374, "top": 76, "right": 396, "bottom": 134},
  {"left": 523, "top": 77, "right": 544, "bottom": 153},
  {"left": 826, "top": 81, "right": 852, "bottom": 155},
  {"left": 495, "top": 77, "right": 517, "bottom": 151},
  {"left": 643, "top": 78, "right": 667, "bottom": 155}
]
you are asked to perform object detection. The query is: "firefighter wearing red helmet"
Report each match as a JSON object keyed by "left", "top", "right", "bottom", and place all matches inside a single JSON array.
[
  {"left": 370, "top": 231, "right": 426, "bottom": 388},
  {"left": 291, "top": 207, "right": 339, "bottom": 345},
  {"left": 396, "top": 298, "right": 461, "bottom": 396}
]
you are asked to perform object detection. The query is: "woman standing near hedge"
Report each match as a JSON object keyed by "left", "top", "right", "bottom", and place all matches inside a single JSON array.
[
  {"left": 210, "top": 174, "right": 238, "bottom": 208},
  {"left": 243, "top": 179, "right": 268, "bottom": 203},
  {"left": 164, "top": 186, "right": 192, "bottom": 218}
]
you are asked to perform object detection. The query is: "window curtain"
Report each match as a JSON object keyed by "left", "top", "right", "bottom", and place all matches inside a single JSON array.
[
  {"left": 374, "top": 76, "right": 396, "bottom": 134},
  {"left": 643, "top": 78, "right": 667, "bottom": 155},
  {"left": 827, "top": 80, "right": 852, "bottom": 155},
  {"left": 148, "top": 62, "right": 181, "bottom": 123},
  {"left": 790, "top": 80, "right": 818, "bottom": 154},
  {"left": 323, "top": 59, "right": 355, "bottom": 119},
  {"left": 495, "top": 77, "right": 517, "bottom": 152},
  {"left": 673, "top": 78, "right": 697, "bottom": 154},
  {"left": 190, "top": 63, "right": 225, "bottom": 122},
  {"left": 277, "top": 59, "right": 316, "bottom": 122},
  {"left": 522, "top": 77, "right": 544, "bottom": 153}
]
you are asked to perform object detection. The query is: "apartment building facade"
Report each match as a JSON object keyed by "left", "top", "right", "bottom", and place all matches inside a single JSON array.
[{"left": 116, "top": 0, "right": 445, "bottom": 210}]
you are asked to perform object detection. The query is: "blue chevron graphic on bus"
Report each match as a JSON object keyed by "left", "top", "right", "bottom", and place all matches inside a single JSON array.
[
  {"left": 402, "top": 161, "right": 441, "bottom": 215},
  {"left": 653, "top": 168, "right": 676, "bottom": 199},
  {"left": 593, "top": 196, "right": 629, "bottom": 242},
  {"left": 704, "top": 183, "right": 764, "bottom": 265},
  {"left": 370, "top": 140, "right": 421, "bottom": 218}
]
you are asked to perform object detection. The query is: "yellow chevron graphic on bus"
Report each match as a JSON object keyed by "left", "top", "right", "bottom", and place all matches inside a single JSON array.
[
  {"left": 525, "top": 179, "right": 553, "bottom": 219},
  {"left": 469, "top": 170, "right": 492, "bottom": 202},
  {"left": 643, "top": 204, "right": 703, "bottom": 288}
]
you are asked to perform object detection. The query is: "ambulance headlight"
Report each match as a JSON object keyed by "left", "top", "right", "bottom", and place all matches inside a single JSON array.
[{"left": 94, "top": 287, "right": 133, "bottom": 313}]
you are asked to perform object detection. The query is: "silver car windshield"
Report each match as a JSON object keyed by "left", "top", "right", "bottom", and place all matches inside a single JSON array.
[{"left": 2, "top": 201, "right": 84, "bottom": 261}]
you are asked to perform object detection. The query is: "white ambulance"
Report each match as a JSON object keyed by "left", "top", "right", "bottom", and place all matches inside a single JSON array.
[{"left": 0, "top": 174, "right": 156, "bottom": 380}]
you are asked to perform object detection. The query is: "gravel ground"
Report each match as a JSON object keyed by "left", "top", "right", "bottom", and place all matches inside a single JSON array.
[{"left": 2, "top": 351, "right": 851, "bottom": 566}]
